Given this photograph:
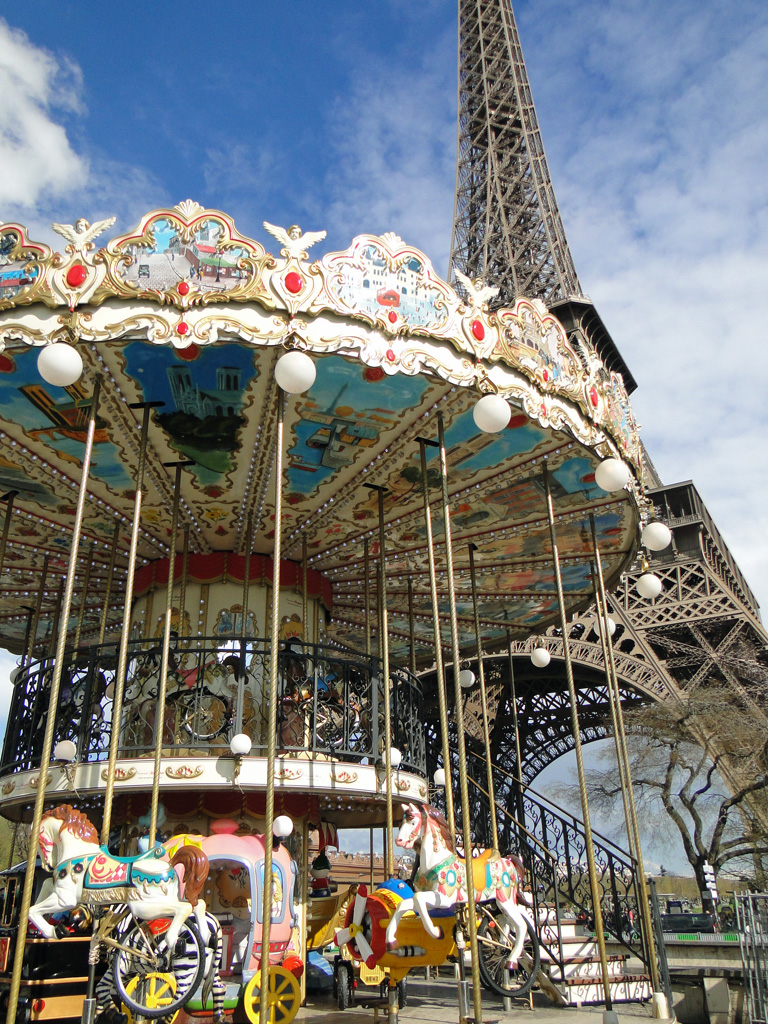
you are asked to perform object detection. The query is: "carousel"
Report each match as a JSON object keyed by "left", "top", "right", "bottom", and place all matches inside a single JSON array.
[{"left": 0, "top": 202, "right": 659, "bottom": 1024}]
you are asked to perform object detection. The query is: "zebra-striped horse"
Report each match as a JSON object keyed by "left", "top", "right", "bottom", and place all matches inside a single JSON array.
[{"left": 95, "top": 911, "right": 225, "bottom": 1023}]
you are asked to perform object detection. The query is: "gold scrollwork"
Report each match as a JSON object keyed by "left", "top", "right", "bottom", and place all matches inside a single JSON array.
[
  {"left": 100, "top": 767, "right": 137, "bottom": 782},
  {"left": 1, "top": 781, "right": 15, "bottom": 795},
  {"left": 29, "top": 773, "right": 53, "bottom": 789},
  {"left": 165, "top": 765, "right": 204, "bottom": 780},
  {"left": 334, "top": 770, "right": 358, "bottom": 785},
  {"left": 275, "top": 767, "right": 303, "bottom": 781}
]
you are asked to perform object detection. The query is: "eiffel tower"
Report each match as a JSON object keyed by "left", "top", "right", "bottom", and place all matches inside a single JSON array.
[{"left": 445, "top": 0, "right": 768, "bottom": 837}]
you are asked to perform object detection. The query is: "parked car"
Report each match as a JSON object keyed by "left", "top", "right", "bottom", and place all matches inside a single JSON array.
[{"left": 660, "top": 912, "right": 716, "bottom": 933}]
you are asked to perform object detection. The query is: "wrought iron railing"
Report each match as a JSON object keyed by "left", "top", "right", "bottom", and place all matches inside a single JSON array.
[
  {"left": 467, "top": 752, "right": 651, "bottom": 971},
  {"left": 1, "top": 637, "right": 426, "bottom": 776}
]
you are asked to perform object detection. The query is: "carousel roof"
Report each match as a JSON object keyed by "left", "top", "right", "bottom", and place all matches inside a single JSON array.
[{"left": 0, "top": 201, "right": 644, "bottom": 660}]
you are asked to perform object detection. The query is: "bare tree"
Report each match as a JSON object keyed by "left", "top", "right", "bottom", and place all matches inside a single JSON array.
[{"left": 581, "top": 672, "right": 768, "bottom": 911}]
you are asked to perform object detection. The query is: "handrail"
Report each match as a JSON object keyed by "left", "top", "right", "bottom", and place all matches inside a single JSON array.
[
  {"left": 465, "top": 773, "right": 556, "bottom": 862},
  {"left": 468, "top": 748, "right": 638, "bottom": 866}
]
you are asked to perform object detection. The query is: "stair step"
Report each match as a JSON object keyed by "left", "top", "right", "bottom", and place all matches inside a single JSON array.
[
  {"left": 549, "top": 959, "right": 630, "bottom": 981},
  {"left": 559, "top": 976, "right": 652, "bottom": 1005}
]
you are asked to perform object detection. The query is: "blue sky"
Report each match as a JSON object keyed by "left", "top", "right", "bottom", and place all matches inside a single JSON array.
[{"left": 1, "top": 1, "right": 767, "bottom": 872}]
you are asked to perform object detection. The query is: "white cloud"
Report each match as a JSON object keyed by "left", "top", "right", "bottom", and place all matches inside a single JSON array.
[
  {"left": 0, "top": 19, "right": 87, "bottom": 210},
  {"left": 518, "top": 0, "right": 768, "bottom": 613}
]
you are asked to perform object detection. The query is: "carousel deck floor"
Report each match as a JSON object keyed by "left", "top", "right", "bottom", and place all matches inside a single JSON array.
[{"left": 299, "top": 977, "right": 662, "bottom": 1023}]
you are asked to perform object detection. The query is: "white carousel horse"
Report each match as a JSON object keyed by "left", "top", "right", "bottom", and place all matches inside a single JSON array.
[
  {"left": 385, "top": 802, "right": 534, "bottom": 968},
  {"left": 29, "top": 804, "right": 209, "bottom": 950}
]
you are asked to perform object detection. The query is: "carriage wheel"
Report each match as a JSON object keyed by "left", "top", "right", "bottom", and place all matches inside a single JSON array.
[
  {"left": 114, "top": 921, "right": 205, "bottom": 1019},
  {"left": 476, "top": 911, "right": 540, "bottom": 999},
  {"left": 243, "top": 966, "right": 301, "bottom": 1024},
  {"left": 181, "top": 693, "right": 228, "bottom": 741},
  {"left": 122, "top": 974, "right": 179, "bottom": 1023}
]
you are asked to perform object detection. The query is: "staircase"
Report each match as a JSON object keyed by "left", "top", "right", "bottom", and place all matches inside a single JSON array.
[
  {"left": 462, "top": 754, "right": 657, "bottom": 1004},
  {"left": 539, "top": 911, "right": 652, "bottom": 1005}
]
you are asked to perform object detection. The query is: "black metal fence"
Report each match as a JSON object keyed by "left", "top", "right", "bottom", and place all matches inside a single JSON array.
[
  {"left": 1, "top": 637, "right": 426, "bottom": 776},
  {"left": 737, "top": 892, "right": 768, "bottom": 1024}
]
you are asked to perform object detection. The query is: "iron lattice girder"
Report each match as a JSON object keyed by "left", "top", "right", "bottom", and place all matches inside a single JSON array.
[{"left": 451, "top": 0, "right": 581, "bottom": 306}]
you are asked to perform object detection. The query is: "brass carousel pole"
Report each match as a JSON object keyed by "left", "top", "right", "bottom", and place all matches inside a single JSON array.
[
  {"left": 368, "top": 485, "right": 394, "bottom": 877},
  {"left": 24, "top": 555, "right": 48, "bottom": 668},
  {"left": 73, "top": 541, "right": 95, "bottom": 650},
  {"left": 237, "top": 515, "right": 253, "bottom": 735},
  {"left": 407, "top": 577, "right": 416, "bottom": 676},
  {"left": 178, "top": 523, "right": 190, "bottom": 635},
  {"left": 543, "top": 466, "right": 615, "bottom": 1018},
  {"left": 506, "top": 632, "right": 526, "bottom": 826},
  {"left": 260, "top": 387, "right": 285, "bottom": 1024},
  {"left": 468, "top": 544, "right": 499, "bottom": 851},
  {"left": 101, "top": 401, "right": 162, "bottom": 846},
  {"left": 48, "top": 578, "right": 64, "bottom": 656},
  {"left": 0, "top": 490, "right": 18, "bottom": 578},
  {"left": 7, "top": 376, "right": 101, "bottom": 1024},
  {"left": 98, "top": 524, "right": 120, "bottom": 645},
  {"left": 148, "top": 462, "right": 188, "bottom": 847},
  {"left": 302, "top": 533, "right": 308, "bottom": 640},
  {"left": 436, "top": 413, "right": 483, "bottom": 1024},
  {"left": 417, "top": 438, "right": 456, "bottom": 837},
  {"left": 590, "top": 516, "right": 665, "bottom": 1015},
  {"left": 364, "top": 536, "right": 371, "bottom": 657}
]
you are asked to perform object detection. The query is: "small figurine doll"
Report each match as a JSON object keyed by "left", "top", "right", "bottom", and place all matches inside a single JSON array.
[{"left": 310, "top": 851, "right": 332, "bottom": 898}]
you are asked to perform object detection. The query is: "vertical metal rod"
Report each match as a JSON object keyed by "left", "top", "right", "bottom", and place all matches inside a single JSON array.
[
  {"left": 302, "top": 534, "right": 308, "bottom": 642},
  {"left": 407, "top": 577, "right": 416, "bottom": 675},
  {"left": 98, "top": 524, "right": 120, "bottom": 645},
  {"left": 237, "top": 515, "right": 253, "bottom": 734},
  {"left": 589, "top": 562, "right": 635, "bottom": 859},
  {"left": 48, "top": 578, "right": 64, "bottom": 656},
  {"left": 468, "top": 544, "right": 498, "bottom": 851},
  {"left": 260, "top": 387, "right": 284, "bottom": 1024},
  {"left": 374, "top": 487, "right": 394, "bottom": 876},
  {"left": 241, "top": 515, "right": 253, "bottom": 639},
  {"left": 179, "top": 523, "right": 190, "bottom": 635},
  {"left": 74, "top": 541, "right": 95, "bottom": 650},
  {"left": 19, "top": 605, "right": 35, "bottom": 671},
  {"left": 7, "top": 376, "right": 100, "bottom": 1024},
  {"left": 364, "top": 536, "right": 371, "bottom": 657},
  {"left": 101, "top": 402, "right": 158, "bottom": 846},
  {"left": 149, "top": 463, "right": 186, "bottom": 846},
  {"left": 436, "top": 413, "right": 483, "bottom": 1024},
  {"left": 543, "top": 466, "right": 613, "bottom": 1011},
  {"left": 369, "top": 828, "right": 375, "bottom": 889},
  {"left": 590, "top": 515, "right": 663, "bottom": 1000},
  {"left": 0, "top": 491, "right": 18, "bottom": 579},
  {"left": 299, "top": 818, "right": 309, "bottom": 1007},
  {"left": 25, "top": 556, "right": 49, "bottom": 668},
  {"left": 418, "top": 438, "right": 456, "bottom": 838},
  {"left": 506, "top": 632, "right": 525, "bottom": 824}
]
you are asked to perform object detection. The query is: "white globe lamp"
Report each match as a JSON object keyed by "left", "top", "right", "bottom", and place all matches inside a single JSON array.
[
  {"left": 229, "top": 733, "right": 252, "bottom": 757},
  {"left": 37, "top": 343, "right": 83, "bottom": 387},
  {"left": 389, "top": 747, "right": 403, "bottom": 769},
  {"left": 594, "top": 458, "right": 629, "bottom": 493},
  {"left": 275, "top": 350, "right": 316, "bottom": 394},
  {"left": 473, "top": 393, "right": 511, "bottom": 433},
  {"left": 273, "top": 815, "right": 293, "bottom": 838},
  {"left": 433, "top": 768, "right": 446, "bottom": 788},
  {"left": 531, "top": 647, "right": 550, "bottom": 668},
  {"left": 459, "top": 668, "right": 475, "bottom": 689},
  {"left": 636, "top": 573, "right": 662, "bottom": 600},
  {"left": 642, "top": 522, "right": 672, "bottom": 552},
  {"left": 53, "top": 739, "right": 77, "bottom": 762}
]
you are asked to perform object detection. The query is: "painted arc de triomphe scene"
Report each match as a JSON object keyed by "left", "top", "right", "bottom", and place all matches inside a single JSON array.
[{"left": 0, "top": 3, "right": 766, "bottom": 1024}]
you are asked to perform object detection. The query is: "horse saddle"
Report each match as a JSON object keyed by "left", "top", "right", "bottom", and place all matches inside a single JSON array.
[
  {"left": 85, "top": 845, "right": 171, "bottom": 889},
  {"left": 471, "top": 848, "right": 496, "bottom": 894}
]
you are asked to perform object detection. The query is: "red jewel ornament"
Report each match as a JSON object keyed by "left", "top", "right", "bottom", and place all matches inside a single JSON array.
[
  {"left": 471, "top": 319, "right": 485, "bottom": 341},
  {"left": 388, "top": 310, "right": 397, "bottom": 324},
  {"left": 177, "top": 343, "right": 200, "bottom": 361},
  {"left": 178, "top": 281, "right": 190, "bottom": 296},
  {"left": 385, "top": 349, "right": 396, "bottom": 362},
  {"left": 66, "top": 264, "right": 87, "bottom": 288},
  {"left": 589, "top": 386, "right": 599, "bottom": 408},
  {"left": 284, "top": 272, "right": 303, "bottom": 294},
  {"left": 176, "top": 322, "right": 189, "bottom": 336},
  {"left": 542, "top": 369, "right": 549, "bottom": 382}
]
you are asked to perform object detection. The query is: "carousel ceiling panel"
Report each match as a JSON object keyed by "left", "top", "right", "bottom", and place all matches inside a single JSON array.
[{"left": 0, "top": 203, "right": 646, "bottom": 657}]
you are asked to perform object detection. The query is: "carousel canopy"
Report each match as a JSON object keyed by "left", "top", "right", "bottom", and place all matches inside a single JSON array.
[{"left": 0, "top": 201, "right": 643, "bottom": 660}]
